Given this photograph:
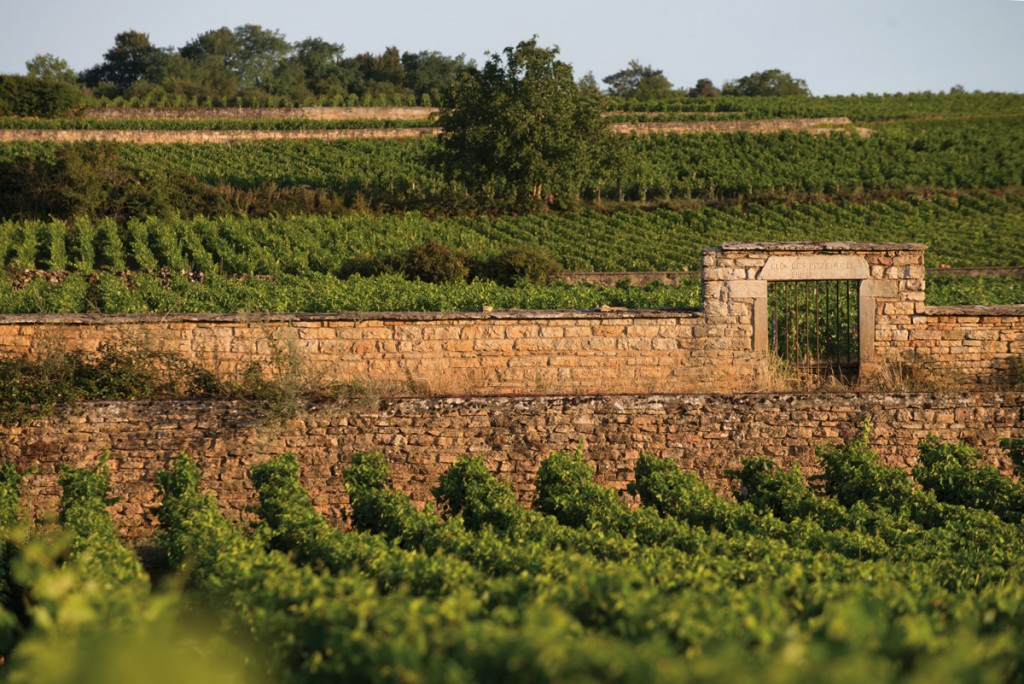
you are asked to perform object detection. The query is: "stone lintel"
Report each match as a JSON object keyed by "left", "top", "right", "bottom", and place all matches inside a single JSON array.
[
  {"left": 758, "top": 255, "right": 870, "bottom": 281},
  {"left": 720, "top": 241, "right": 927, "bottom": 253}
]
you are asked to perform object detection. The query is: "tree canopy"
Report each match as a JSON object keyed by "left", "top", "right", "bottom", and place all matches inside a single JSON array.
[
  {"left": 722, "top": 69, "right": 811, "bottom": 97},
  {"left": 74, "top": 26, "right": 472, "bottom": 105},
  {"left": 603, "top": 60, "right": 674, "bottom": 100},
  {"left": 435, "top": 38, "right": 612, "bottom": 206}
]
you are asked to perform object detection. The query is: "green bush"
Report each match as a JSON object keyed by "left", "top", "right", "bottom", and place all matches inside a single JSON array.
[
  {"left": 730, "top": 456, "right": 819, "bottom": 521},
  {"left": 403, "top": 239, "right": 469, "bottom": 283},
  {"left": 629, "top": 453, "right": 728, "bottom": 529},
  {"left": 0, "top": 75, "right": 83, "bottom": 117},
  {"left": 433, "top": 456, "right": 524, "bottom": 531},
  {"left": 817, "top": 425, "right": 915, "bottom": 513},
  {"left": 474, "top": 245, "right": 564, "bottom": 285},
  {"left": 534, "top": 450, "right": 625, "bottom": 528}
]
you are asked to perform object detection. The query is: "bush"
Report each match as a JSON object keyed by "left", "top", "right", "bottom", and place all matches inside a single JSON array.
[
  {"left": 914, "top": 437, "right": 1024, "bottom": 523},
  {"left": 729, "top": 456, "right": 818, "bottom": 521},
  {"left": 817, "top": 425, "right": 915, "bottom": 513},
  {"left": 0, "top": 75, "right": 83, "bottom": 117},
  {"left": 403, "top": 240, "right": 469, "bottom": 283},
  {"left": 433, "top": 456, "right": 524, "bottom": 531},
  {"left": 473, "top": 245, "right": 563, "bottom": 286},
  {"left": 629, "top": 453, "right": 728, "bottom": 528},
  {"left": 534, "top": 450, "right": 624, "bottom": 528}
]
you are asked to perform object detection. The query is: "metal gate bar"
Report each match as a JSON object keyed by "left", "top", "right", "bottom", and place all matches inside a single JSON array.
[{"left": 768, "top": 280, "right": 859, "bottom": 374}]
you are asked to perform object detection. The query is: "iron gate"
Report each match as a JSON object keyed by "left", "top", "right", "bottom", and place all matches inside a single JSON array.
[{"left": 768, "top": 280, "right": 859, "bottom": 376}]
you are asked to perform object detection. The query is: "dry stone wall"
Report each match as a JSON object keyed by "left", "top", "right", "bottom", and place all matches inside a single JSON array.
[
  {"left": 0, "top": 242, "right": 1021, "bottom": 395},
  {"left": 0, "top": 309, "right": 730, "bottom": 396},
  {"left": 3, "top": 392, "right": 1022, "bottom": 538}
]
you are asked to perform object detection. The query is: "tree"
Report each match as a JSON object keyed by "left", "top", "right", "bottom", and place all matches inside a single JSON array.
[
  {"left": 722, "top": 69, "right": 810, "bottom": 96},
  {"left": 231, "top": 24, "right": 291, "bottom": 90},
  {"left": 25, "top": 54, "right": 76, "bottom": 83},
  {"left": 435, "top": 38, "right": 610, "bottom": 205},
  {"left": 401, "top": 51, "right": 470, "bottom": 102},
  {"left": 602, "top": 60, "right": 673, "bottom": 100},
  {"left": 687, "top": 77, "right": 721, "bottom": 98},
  {"left": 81, "top": 31, "right": 162, "bottom": 91}
]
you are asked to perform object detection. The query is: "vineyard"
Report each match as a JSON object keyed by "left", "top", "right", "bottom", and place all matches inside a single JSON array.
[
  {"left": 1, "top": 433, "right": 1024, "bottom": 682},
  {"left": 0, "top": 192, "right": 1021, "bottom": 313},
  {"left": 0, "top": 85, "right": 1023, "bottom": 683},
  {"left": 1, "top": 115, "right": 1023, "bottom": 220}
]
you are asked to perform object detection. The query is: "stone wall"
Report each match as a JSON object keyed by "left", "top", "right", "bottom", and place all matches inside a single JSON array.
[
  {"left": 0, "top": 117, "right": 859, "bottom": 143},
  {"left": 0, "top": 309, "right": 728, "bottom": 396},
  {"left": 79, "top": 107, "right": 437, "bottom": 120},
  {"left": 905, "top": 306, "right": 1024, "bottom": 382},
  {"left": 4, "top": 392, "right": 1022, "bottom": 538},
  {"left": 1, "top": 242, "right": 1021, "bottom": 395}
]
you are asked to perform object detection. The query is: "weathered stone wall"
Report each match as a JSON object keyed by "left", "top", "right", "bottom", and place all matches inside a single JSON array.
[
  {"left": 0, "top": 309, "right": 731, "bottom": 396},
  {"left": 4, "top": 392, "right": 1022, "bottom": 538},
  {"left": 79, "top": 107, "right": 437, "bottom": 120},
  {"left": 1, "top": 242, "right": 1022, "bottom": 395},
  {"left": 0, "top": 128, "right": 436, "bottom": 143},
  {"left": 0, "top": 117, "right": 858, "bottom": 143},
  {"left": 905, "top": 306, "right": 1024, "bottom": 382}
]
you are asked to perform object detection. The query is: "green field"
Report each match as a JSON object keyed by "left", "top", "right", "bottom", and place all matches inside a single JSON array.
[
  {"left": 0, "top": 192, "right": 1022, "bottom": 313},
  {"left": 1, "top": 93, "right": 1022, "bottom": 311}
]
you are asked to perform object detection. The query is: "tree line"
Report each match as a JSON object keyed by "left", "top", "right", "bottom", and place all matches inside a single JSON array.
[{"left": 13, "top": 25, "right": 809, "bottom": 109}]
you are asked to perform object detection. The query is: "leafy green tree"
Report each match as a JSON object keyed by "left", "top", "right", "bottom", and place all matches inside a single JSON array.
[
  {"left": 401, "top": 50, "right": 471, "bottom": 102},
  {"left": 231, "top": 24, "right": 290, "bottom": 90},
  {"left": 25, "top": 54, "right": 76, "bottom": 83},
  {"left": 603, "top": 60, "right": 673, "bottom": 100},
  {"left": 722, "top": 68, "right": 811, "bottom": 96},
  {"left": 81, "top": 31, "right": 163, "bottom": 91},
  {"left": 687, "top": 77, "right": 721, "bottom": 98},
  {"left": 435, "top": 37, "right": 611, "bottom": 206},
  {"left": 287, "top": 38, "right": 360, "bottom": 97}
]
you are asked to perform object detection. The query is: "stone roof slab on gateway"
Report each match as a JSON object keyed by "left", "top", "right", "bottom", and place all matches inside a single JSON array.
[{"left": 714, "top": 242, "right": 928, "bottom": 253}]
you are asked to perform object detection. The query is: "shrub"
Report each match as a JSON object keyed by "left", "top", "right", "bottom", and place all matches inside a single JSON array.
[
  {"left": 403, "top": 240, "right": 469, "bottom": 283},
  {"left": 474, "top": 245, "right": 563, "bottom": 285},
  {"left": 730, "top": 456, "right": 818, "bottom": 521},
  {"left": 534, "top": 450, "right": 624, "bottom": 528},
  {"left": 913, "top": 437, "right": 1024, "bottom": 523},
  {"left": 433, "top": 456, "right": 524, "bottom": 531},
  {"left": 817, "top": 425, "right": 915, "bottom": 513},
  {"left": 0, "top": 75, "right": 83, "bottom": 117},
  {"left": 629, "top": 453, "right": 728, "bottom": 528}
]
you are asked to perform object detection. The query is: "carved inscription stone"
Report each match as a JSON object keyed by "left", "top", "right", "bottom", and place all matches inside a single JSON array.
[{"left": 758, "top": 255, "right": 870, "bottom": 281}]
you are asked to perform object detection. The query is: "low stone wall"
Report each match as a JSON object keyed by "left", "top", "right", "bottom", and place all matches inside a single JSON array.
[
  {"left": 4, "top": 392, "right": 1021, "bottom": 538},
  {"left": 908, "top": 306, "right": 1024, "bottom": 382},
  {"left": 79, "top": 107, "right": 437, "bottom": 120},
  {"left": 0, "top": 117, "right": 859, "bottom": 143},
  {"left": 0, "top": 128, "right": 436, "bottom": 143},
  {"left": 0, "top": 309, "right": 730, "bottom": 396}
]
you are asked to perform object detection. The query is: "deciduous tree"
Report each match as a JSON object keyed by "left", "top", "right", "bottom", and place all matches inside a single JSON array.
[
  {"left": 603, "top": 60, "right": 673, "bottom": 100},
  {"left": 722, "top": 69, "right": 810, "bottom": 96},
  {"left": 435, "top": 38, "right": 610, "bottom": 206}
]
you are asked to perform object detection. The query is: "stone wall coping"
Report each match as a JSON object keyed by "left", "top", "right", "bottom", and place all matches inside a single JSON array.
[
  {"left": 710, "top": 241, "right": 928, "bottom": 253},
  {"left": 924, "top": 304, "right": 1024, "bottom": 317},
  {"left": 0, "top": 307, "right": 702, "bottom": 326},
  {"left": 57, "top": 390, "right": 1024, "bottom": 414}
]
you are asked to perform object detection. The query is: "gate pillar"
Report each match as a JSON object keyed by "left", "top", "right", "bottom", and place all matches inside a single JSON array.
[{"left": 701, "top": 242, "right": 927, "bottom": 384}]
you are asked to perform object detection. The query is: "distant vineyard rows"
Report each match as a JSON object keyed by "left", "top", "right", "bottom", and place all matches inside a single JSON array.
[
  {"left": 2, "top": 194, "right": 1021, "bottom": 275},
  {"left": 1, "top": 117, "right": 1021, "bottom": 217}
]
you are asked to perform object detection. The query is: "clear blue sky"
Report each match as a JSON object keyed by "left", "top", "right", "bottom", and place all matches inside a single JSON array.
[{"left": 2, "top": 0, "right": 1023, "bottom": 95}]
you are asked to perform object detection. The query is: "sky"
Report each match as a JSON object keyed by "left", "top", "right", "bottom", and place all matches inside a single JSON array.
[{"left": 2, "top": 0, "right": 1023, "bottom": 95}]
